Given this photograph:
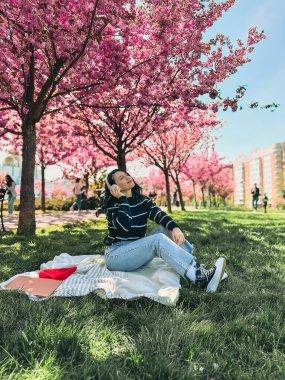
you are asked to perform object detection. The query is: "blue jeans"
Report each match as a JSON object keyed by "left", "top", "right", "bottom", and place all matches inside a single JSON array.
[
  {"left": 105, "top": 225, "right": 196, "bottom": 277},
  {"left": 252, "top": 196, "right": 259, "bottom": 210},
  {"left": 8, "top": 194, "right": 16, "bottom": 214},
  {"left": 76, "top": 194, "right": 82, "bottom": 211}
]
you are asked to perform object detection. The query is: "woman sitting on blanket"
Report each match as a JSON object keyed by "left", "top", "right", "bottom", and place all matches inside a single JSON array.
[{"left": 102, "top": 169, "right": 226, "bottom": 293}]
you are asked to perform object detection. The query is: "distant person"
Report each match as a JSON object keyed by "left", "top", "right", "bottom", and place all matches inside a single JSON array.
[
  {"left": 262, "top": 193, "right": 269, "bottom": 213},
  {"left": 5, "top": 174, "right": 17, "bottom": 215},
  {"left": 70, "top": 178, "right": 82, "bottom": 212},
  {"left": 95, "top": 189, "right": 106, "bottom": 217},
  {"left": 251, "top": 183, "right": 260, "bottom": 211},
  {"left": 80, "top": 185, "right": 88, "bottom": 211},
  {"left": 148, "top": 191, "right": 157, "bottom": 201}
]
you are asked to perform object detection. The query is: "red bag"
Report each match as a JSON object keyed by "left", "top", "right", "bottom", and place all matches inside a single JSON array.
[{"left": 39, "top": 266, "right": 77, "bottom": 281}]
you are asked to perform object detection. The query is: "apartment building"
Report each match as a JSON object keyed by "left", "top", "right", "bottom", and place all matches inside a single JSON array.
[{"left": 233, "top": 142, "right": 285, "bottom": 207}]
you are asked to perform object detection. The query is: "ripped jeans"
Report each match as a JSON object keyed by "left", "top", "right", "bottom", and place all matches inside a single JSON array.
[{"left": 105, "top": 225, "right": 196, "bottom": 278}]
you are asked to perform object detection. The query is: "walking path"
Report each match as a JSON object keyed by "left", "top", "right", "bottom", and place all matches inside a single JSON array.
[
  {"left": 2, "top": 207, "right": 281, "bottom": 232},
  {"left": 2, "top": 210, "right": 97, "bottom": 231}
]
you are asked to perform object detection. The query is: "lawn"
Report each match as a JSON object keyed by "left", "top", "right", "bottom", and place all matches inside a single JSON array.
[{"left": 0, "top": 211, "right": 284, "bottom": 379}]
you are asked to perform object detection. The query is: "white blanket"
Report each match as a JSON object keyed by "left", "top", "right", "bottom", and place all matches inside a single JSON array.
[{"left": 0, "top": 253, "right": 181, "bottom": 305}]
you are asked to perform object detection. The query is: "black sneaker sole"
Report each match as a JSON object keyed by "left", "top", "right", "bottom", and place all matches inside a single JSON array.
[{"left": 206, "top": 257, "right": 226, "bottom": 293}]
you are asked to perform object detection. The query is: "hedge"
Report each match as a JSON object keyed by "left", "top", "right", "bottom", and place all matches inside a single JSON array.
[{"left": 11, "top": 196, "right": 101, "bottom": 211}]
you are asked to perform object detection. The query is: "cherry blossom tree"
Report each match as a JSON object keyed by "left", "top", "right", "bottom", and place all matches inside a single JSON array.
[
  {"left": 183, "top": 148, "right": 232, "bottom": 207},
  {"left": 179, "top": 179, "right": 195, "bottom": 204},
  {"left": 0, "top": 172, "right": 6, "bottom": 187},
  {"left": 70, "top": 0, "right": 266, "bottom": 171},
  {"left": 0, "top": 0, "right": 133, "bottom": 234},
  {"left": 60, "top": 138, "right": 114, "bottom": 191},
  {"left": 147, "top": 168, "right": 167, "bottom": 196},
  {"left": 210, "top": 167, "right": 234, "bottom": 205},
  {"left": 5, "top": 114, "right": 77, "bottom": 211},
  {"left": 131, "top": 167, "right": 167, "bottom": 198},
  {"left": 37, "top": 124, "right": 114, "bottom": 210},
  {"left": 52, "top": 185, "right": 68, "bottom": 199},
  {"left": 0, "top": 0, "right": 268, "bottom": 234},
  {"left": 138, "top": 108, "right": 219, "bottom": 212},
  {"left": 169, "top": 113, "right": 220, "bottom": 210}
]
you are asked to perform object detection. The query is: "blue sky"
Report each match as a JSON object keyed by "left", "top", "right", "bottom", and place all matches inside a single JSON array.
[{"left": 209, "top": 0, "right": 285, "bottom": 161}]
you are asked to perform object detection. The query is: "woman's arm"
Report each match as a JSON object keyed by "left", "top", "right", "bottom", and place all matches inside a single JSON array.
[
  {"left": 7, "top": 182, "right": 15, "bottom": 191},
  {"left": 148, "top": 200, "right": 179, "bottom": 231},
  {"left": 148, "top": 199, "right": 185, "bottom": 245}
]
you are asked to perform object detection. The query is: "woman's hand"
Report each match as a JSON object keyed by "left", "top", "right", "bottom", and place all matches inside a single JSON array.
[
  {"left": 109, "top": 184, "right": 125, "bottom": 199},
  {"left": 171, "top": 227, "right": 185, "bottom": 246}
]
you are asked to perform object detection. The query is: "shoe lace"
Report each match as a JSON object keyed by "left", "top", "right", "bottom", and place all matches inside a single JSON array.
[{"left": 197, "top": 264, "right": 215, "bottom": 279}]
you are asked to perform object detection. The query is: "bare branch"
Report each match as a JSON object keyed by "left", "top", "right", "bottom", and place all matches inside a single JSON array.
[{"left": 0, "top": 127, "right": 22, "bottom": 137}]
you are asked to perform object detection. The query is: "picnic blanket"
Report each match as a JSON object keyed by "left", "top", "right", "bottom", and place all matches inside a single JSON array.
[{"left": 0, "top": 253, "right": 181, "bottom": 305}]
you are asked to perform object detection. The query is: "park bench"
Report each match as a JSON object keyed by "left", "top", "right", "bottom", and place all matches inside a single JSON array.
[{"left": 0, "top": 188, "right": 6, "bottom": 231}]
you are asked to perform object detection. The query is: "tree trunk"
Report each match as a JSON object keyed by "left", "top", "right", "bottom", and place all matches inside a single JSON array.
[
  {"left": 192, "top": 181, "right": 198, "bottom": 209},
  {"left": 84, "top": 172, "right": 89, "bottom": 191},
  {"left": 201, "top": 187, "right": 206, "bottom": 208},
  {"left": 209, "top": 187, "right": 212, "bottom": 208},
  {"left": 176, "top": 177, "right": 186, "bottom": 211},
  {"left": 117, "top": 152, "right": 127, "bottom": 172},
  {"left": 41, "top": 165, "right": 46, "bottom": 212},
  {"left": 164, "top": 170, "right": 172, "bottom": 213},
  {"left": 17, "top": 123, "right": 36, "bottom": 235}
]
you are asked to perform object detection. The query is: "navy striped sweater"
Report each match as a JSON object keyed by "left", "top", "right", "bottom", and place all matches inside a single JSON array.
[{"left": 104, "top": 195, "right": 179, "bottom": 246}]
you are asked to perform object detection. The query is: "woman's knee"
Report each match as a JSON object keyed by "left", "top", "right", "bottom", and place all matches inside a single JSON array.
[{"left": 153, "top": 232, "right": 172, "bottom": 246}]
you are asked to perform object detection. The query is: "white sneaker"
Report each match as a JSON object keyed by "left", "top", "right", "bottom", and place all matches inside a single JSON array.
[{"left": 207, "top": 257, "right": 227, "bottom": 292}]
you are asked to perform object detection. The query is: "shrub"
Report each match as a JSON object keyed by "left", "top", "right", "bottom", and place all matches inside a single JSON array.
[
  {"left": 12, "top": 196, "right": 101, "bottom": 211},
  {"left": 71, "top": 196, "right": 101, "bottom": 211}
]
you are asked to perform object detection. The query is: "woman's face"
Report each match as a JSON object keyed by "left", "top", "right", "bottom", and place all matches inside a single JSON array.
[{"left": 112, "top": 171, "right": 135, "bottom": 191}]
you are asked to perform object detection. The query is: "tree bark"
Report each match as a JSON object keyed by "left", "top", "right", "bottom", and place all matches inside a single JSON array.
[
  {"left": 17, "top": 123, "right": 36, "bottom": 235},
  {"left": 164, "top": 170, "right": 172, "bottom": 213},
  {"left": 201, "top": 187, "right": 206, "bottom": 208},
  {"left": 41, "top": 165, "right": 46, "bottom": 212},
  {"left": 117, "top": 152, "right": 127, "bottom": 171},
  {"left": 84, "top": 172, "right": 89, "bottom": 191},
  {"left": 170, "top": 171, "right": 186, "bottom": 211},
  {"left": 209, "top": 187, "right": 212, "bottom": 208},
  {"left": 175, "top": 177, "right": 186, "bottom": 211},
  {"left": 192, "top": 181, "right": 198, "bottom": 209}
]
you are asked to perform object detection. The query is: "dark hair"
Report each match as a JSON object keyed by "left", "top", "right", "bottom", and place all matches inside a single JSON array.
[
  {"left": 5, "top": 174, "right": 14, "bottom": 187},
  {"left": 76, "top": 178, "right": 80, "bottom": 183},
  {"left": 102, "top": 169, "right": 144, "bottom": 212}
]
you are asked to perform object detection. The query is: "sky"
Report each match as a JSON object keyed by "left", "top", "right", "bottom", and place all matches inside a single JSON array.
[{"left": 209, "top": 0, "right": 285, "bottom": 161}]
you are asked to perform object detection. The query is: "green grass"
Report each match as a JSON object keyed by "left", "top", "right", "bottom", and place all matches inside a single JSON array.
[{"left": 0, "top": 211, "right": 284, "bottom": 379}]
